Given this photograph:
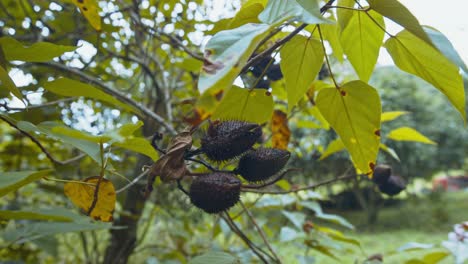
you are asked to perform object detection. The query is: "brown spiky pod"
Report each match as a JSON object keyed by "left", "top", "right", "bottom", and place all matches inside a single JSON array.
[
  {"left": 236, "top": 148, "right": 291, "bottom": 182},
  {"left": 201, "top": 120, "right": 262, "bottom": 161},
  {"left": 372, "top": 164, "right": 392, "bottom": 186},
  {"left": 189, "top": 172, "right": 241, "bottom": 214},
  {"left": 378, "top": 175, "right": 406, "bottom": 196}
]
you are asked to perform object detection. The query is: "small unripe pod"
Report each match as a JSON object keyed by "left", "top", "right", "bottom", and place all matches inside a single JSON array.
[
  {"left": 378, "top": 175, "right": 406, "bottom": 196},
  {"left": 189, "top": 172, "right": 241, "bottom": 214},
  {"left": 372, "top": 164, "right": 392, "bottom": 186},
  {"left": 201, "top": 120, "right": 262, "bottom": 161},
  {"left": 236, "top": 148, "right": 290, "bottom": 182}
]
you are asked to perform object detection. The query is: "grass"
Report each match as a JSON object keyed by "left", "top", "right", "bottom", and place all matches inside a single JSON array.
[{"left": 281, "top": 191, "right": 468, "bottom": 263}]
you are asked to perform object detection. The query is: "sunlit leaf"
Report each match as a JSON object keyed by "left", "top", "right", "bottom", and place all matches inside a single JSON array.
[
  {"left": 43, "top": 78, "right": 140, "bottom": 114},
  {"left": 320, "top": 21, "right": 344, "bottom": 63},
  {"left": 381, "top": 111, "right": 409, "bottom": 123},
  {"left": 422, "top": 251, "right": 449, "bottom": 264},
  {"left": 271, "top": 109, "right": 291, "bottom": 150},
  {"left": 319, "top": 138, "right": 345, "bottom": 160},
  {"left": 259, "top": 0, "right": 330, "bottom": 25},
  {"left": 367, "top": 0, "right": 433, "bottom": 47},
  {"left": 64, "top": 176, "right": 116, "bottom": 222},
  {"left": 211, "top": 86, "right": 274, "bottom": 124},
  {"left": 316, "top": 81, "right": 381, "bottom": 175},
  {"left": 385, "top": 30, "right": 465, "bottom": 120},
  {"left": 0, "top": 170, "right": 53, "bottom": 197},
  {"left": 198, "top": 23, "right": 272, "bottom": 93},
  {"left": 340, "top": 10, "right": 384, "bottom": 82},
  {"left": 189, "top": 251, "right": 240, "bottom": 264},
  {"left": 281, "top": 35, "right": 324, "bottom": 108},
  {"left": 229, "top": 3, "right": 263, "bottom": 29},
  {"left": 386, "top": 127, "right": 436, "bottom": 145},
  {"left": 72, "top": 0, "right": 102, "bottom": 31},
  {"left": 0, "top": 65, "right": 23, "bottom": 101},
  {"left": 114, "top": 137, "right": 159, "bottom": 161},
  {"left": 0, "top": 37, "right": 75, "bottom": 62}
]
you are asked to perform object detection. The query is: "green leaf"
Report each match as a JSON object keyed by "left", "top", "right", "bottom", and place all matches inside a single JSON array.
[
  {"left": 307, "top": 242, "right": 340, "bottom": 261},
  {"left": 229, "top": 3, "right": 263, "bottom": 29},
  {"left": 398, "top": 242, "right": 434, "bottom": 252},
  {"left": 367, "top": 0, "right": 433, "bottom": 47},
  {"left": 280, "top": 227, "right": 302, "bottom": 242},
  {"left": 386, "top": 127, "right": 436, "bottom": 145},
  {"left": 43, "top": 78, "right": 140, "bottom": 114},
  {"left": 189, "top": 251, "right": 240, "bottom": 264},
  {"left": 315, "top": 226, "right": 361, "bottom": 247},
  {"left": 0, "top": 170, "right": 53, "bottom": 197},
  {"left": 0, "top": 37, "right": 75, "bottom": 62},
  {"left": 198, "top": 23, "right": 272, "bottom": 93},
  {"left": 0, "top": 208, "right": 77, "bottom": 222},
  {"left": 336, "top": 0, "right": 355, "bottom": 29},
  {"left": 385, "top": 30, "right": 466, "bottom": 120},
  {"left": 340, "top": 10, "right": 385, "bottom": 82},
  {"left": 423, "top": 26, "right": 468, "bottom": 74},
  {"left": 381, "top": 111, "right": 409, "bottom": 122},
  {"left": 282, "top": 211, "right": 306, "bottom": 229},
  {"left": 211, "top": 86, "right": 274, "bottom": 124},
  {"left": 316, "top": 81, "right": 381, "bottom": 174},
  {"left": 3, "top": 221, "right": 113, "bottom": 244},
  {"left": 113, "top": 137, "right": 159, "bottom": 161},
  {"left": 16, "top": 121, "right": 102, "bottom": 165},
  {"left": 319, "top": 138, "right": 345, "bottom": 160},
  {"left": 301, "top": 201, "right": 354, "bottom": 229},
  {"left": 0, "top": 65, "right": 23, "bottom": 100},
  {"left": 379, "top": 143, "right": 400, "bottom": 162},
  {"left": 422, "top": 251, "right": 449, "bottom": 264},
  {"left": 320, "top": 21, "right": 344, "bottom": 63},
  {"left": 259, "top": 0, "right": 330, "bottom": 25},
  {"left": 281, "top": 35, "right": 324, "bottom": 108}
]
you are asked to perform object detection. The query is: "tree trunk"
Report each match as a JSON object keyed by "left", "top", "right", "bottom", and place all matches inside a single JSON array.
[{"left": 103, "top": 154, "right": 151, "bottom": 264}]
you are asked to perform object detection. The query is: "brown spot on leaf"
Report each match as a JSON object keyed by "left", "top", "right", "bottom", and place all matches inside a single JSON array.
[
  {"left": 77, "top": 0, "right": 84, "bottom": 3},
  {"left": 82, "top": 7, "right": 88, "bottom": 11},
  {"left": 369, "top": 162, "right": 375, "bottom": 172},
  {"left": 214, "top": 89, "right": 224, "bottom": 101},
  {"left": 265, "top": 90, "right": 271, "bottom": 96},
  {"left": 203, "top": 60, "right": 224, "bottom": 74},
  {"left": 340, "top": 90, "right": 347, "bottom": 96},
  {"left": 374, "top": 129, "right": 381, "bottom": 137}
]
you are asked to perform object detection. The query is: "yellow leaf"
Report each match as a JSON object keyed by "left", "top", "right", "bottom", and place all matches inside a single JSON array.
[
  {"left": 64, "top": 177, "right": 115, "bottom": 222},
  {"left": 319, "top": 138, "right": 345, "bottom": 160},
  {"left": 271, "top": 110, "right": 291, "bottom": 150},
  {"left": 381, "top": 111, "right": 409, "bottom": 122},
  {"left": 386, "top": 127, "right": 436, "bottom": 145},
  {"left": 316, "top": 81, "right": 381, "bottom": 175},
  {"left": 72, "top": 0, "right": 101, "bottom": 31}
]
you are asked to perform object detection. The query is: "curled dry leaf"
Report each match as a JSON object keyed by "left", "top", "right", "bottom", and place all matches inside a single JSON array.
[
  {"left": 64, "top": 176, "right": 116, "bottom": 222},
  {"left": 271, "top": 110, "right": 291, "bottom": 150},
  {"left": 144, "top": 128, "right": 193, "bottom": 197}
]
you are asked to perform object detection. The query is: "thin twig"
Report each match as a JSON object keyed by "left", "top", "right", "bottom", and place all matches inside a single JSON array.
[
  {"left": 36, "top": 61, "right": 177, "bottom": 135},
  {"left": 221, "top": 212, "right": 271, "bottom": 264},
  {"left": 241, "top": 168, "right": 301, "bottom": 190},
  {"left": 0, "top": 115, "right": 86, "bottom": 166},
  {"left": 240, "top": 201, "right": 282, "bottom": 263},
  {"left": 317, "top": 25, "right": 339, "bottom": 88},
  {"left": 243, "top": 174, "right": 356, "bottom": 194},
  {"left": 115, "top": 169, "right": 149, "bottom": 194}
]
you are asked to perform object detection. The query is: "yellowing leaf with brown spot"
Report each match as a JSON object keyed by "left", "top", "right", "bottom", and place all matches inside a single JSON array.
[
  {"left": 64, "top": 177, "right": 115, "bottom": 222},
  {"left": 271, "top": 110, "right": 291, "bottom": 150},
  {"left": 316, "top": 81, "right": 381, "bottom": 175},
  {"left": 72, "top": 0, "right": 101, "bottom": 31}
]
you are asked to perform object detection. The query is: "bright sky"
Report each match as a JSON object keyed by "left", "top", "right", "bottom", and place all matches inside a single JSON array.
[{"left": 379, "top": 0, "right": 468, "bottom": 65}]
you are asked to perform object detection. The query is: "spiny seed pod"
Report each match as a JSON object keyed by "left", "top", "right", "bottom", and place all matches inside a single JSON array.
[
  {"left": 189, "top": 172, "right": 241, "bottom": 214},
  {"left": 378, "top": 175, "right": 406, "bottom": 196},
  {"left": 372, "top": 164, "right": 392, "bottom": 186},
  {"left": 236, "top": 147, "right": 291, "bottom": 182},
  {"left": 201, "top": 120, "right": 262, "bottom": 161}
]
